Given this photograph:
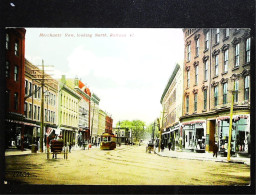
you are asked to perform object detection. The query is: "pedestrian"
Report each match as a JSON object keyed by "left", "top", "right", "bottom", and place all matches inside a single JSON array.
[
  {"left": 161, "top": 142, "right": 164, "bottom": 152},
  {"left": 68, "top": 142, "right": 72, "bottom": 153},
  {"left": 213, "top": 143, "right": 218, "bottom": 158},
  {"left": 168, "top": 142, "right": 172, "bottom": 151}
]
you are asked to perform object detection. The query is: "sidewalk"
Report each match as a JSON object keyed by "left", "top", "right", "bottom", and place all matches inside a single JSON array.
[
  {"left": 5, "top": 148, "right": 38, "bottom": 156},
  {"left": 155, "top": 148, "right": 250, "bottom": 166}
]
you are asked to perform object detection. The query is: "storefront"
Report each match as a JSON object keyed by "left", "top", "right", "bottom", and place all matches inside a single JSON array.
[
  {"left": 182, "top": 121, "right": 206, "bottom": 151},
  {"left": 169, "top": 124, "right": 180, "bottom": 150},
  {"left": 217, "top": 114, "right": 250, "bottom": 156}
]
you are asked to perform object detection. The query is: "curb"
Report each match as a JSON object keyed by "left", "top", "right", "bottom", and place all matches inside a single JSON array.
[{"left": 155, "top": 152, "right": 250, "bottom": 165}]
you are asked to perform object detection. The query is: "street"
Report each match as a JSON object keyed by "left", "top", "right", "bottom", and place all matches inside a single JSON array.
[{"left": 4, "top": 145, "right": 250, "bottom": 185}]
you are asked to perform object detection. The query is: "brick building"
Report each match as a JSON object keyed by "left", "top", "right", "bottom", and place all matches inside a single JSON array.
[
  {"left": 105, "top": 115, "right": 113, "bottom": 134},
  {"left": 5, "top": 28, "right": 26, "bottom": 150},
  {"left": 181, "top": 28, "right": 251, "bottom": 155},
  {"left": 24, "top": 59, "right": 58, "bottom": 150},
  {"left": 90, "top": 93, "right": 100, "bottom": 144}
]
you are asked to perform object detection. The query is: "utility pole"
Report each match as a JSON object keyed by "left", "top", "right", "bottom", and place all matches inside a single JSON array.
[
  {"left": 158, "top": 110, "right": 165, "bottom": 152},
  {"left": 227, "top": 75, "right": 236, "bottom": 161},
  {"left": 31, "top": 60, "right": 54, "bottom": 153},
  {"left": 152, "top": 122, "right": 155, "bottom": 144}
]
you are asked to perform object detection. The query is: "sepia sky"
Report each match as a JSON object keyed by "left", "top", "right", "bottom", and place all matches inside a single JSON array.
[{"left": 25, "top": 28, "right": 184, "bottom": 125}]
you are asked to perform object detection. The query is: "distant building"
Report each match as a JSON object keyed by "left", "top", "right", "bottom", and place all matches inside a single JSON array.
[
  {"left": 90, "top": 93, "right": 100, "bottom": 144},
  {"left": 98, "top": 110, "right": 106, "bottom": 143},
  {"left": 181, "top": 28, "right": 251, "bottom": 155},
  {"left": 112, "top": 127, "right": 129, "bottom": 144},
  {"left": 58, "top": 75, "right": 81, "bottom": 146},
  {"left": 160, "top": 63, "right": 184, "bottom": 148},
  {"left": 5, "top": 28, "right": 26, "bottom": 150}
]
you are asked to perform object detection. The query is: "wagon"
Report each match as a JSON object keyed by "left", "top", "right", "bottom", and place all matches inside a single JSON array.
[{"left": 50, "top": 140, "right": 67, "bottom": 159}]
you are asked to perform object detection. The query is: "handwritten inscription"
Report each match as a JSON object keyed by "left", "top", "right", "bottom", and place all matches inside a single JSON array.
[{"left": 39, "top": 32, "right": 134, "bottom": 38}]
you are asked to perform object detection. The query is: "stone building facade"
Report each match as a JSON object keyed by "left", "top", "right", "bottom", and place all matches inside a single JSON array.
[
  {"left": 160, "top": 63, "right": 184, "bottom": 148},
  {"left": 181, "top": 28, "right": 251, "bottom": 155}
]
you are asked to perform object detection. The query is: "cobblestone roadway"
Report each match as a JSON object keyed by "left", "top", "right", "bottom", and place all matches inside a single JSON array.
[{"left": 4, "top": 145, "right": 250, "bottom": 185}]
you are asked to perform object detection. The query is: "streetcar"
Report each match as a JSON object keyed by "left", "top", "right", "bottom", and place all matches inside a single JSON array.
[{"left": 100, "top": 133, "right": 116, "bottom": 150}]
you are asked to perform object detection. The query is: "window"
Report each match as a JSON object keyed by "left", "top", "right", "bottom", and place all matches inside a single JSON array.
[
  {"left": 224, "top": 28, "right": 229, "bottom": 38},
  {"left": 235, "top": 44, "right": 240, "bottom": 67},
  {"left": 14, "top": 66, "right": 18, "bottom": 81},
  {"left": 38, "top": 87, "right": 41, "bottom": 99},
  {"left": 38, "top": 106, "right": 40, "bottom": 120},
  {"left": 246, "top": 38, "right": 251, "bottom": 63},
  {"left": 186, "top": 96, "right": 189, "bottom": 113},
  {"left": 224, "top": 49, "right": 229, "bottom": 73},
  {"left": 205, "top": 31, "right": 209, "bottom": 50},
  {"left": 215, "top": 28, "right": 220, "bottom": 43},
  {"left": 45, "top": 109, "right": 47, "bottom": 121},
  {"left": 29, "top": 82, "right": 32, "bottom": 95},
  {"left": 223, "top": 83, "right": 228, "bottom": 104},
  {"left": 187, "top": 70, "right": 190, "bottom": 88},
  {"left": 203, "top": 90, "right": 207, "bottom": 110},
  {"left": 234, "top": 80, "right": 239, "bottom": 102},
  {"left": 195, "top": 66, "right": 198, "bottom": 85},
  {"left": 196, "top": 39, "right": 199, "bottom": 56},
  {"left": 14, "top": 93, "right": 18, "bottom": 110},
  {"left": 5, "top": 61, "right": 10, "bottom": 78},
  {"left": 25, "top": 80, "right": 28, "bottom": 95},
  {"left": 34, "top": 85, "right": 37, "bottom": 98},
  {"left": 24, "top": 103, "right": 27, "bottom": 117},
  {"left": 214, "top": 86, "right": 218, "bottom": 106},
  {"left": 6, "top": 33, "right": 9, "bottom": 49},
  {"left": 187, "top": 44, "right": 191, "bottom": 61},
  {"left": 194, "top": 93, "right": 197, "bottom": 112},
  {"left": 244, "top": 76, "right": 250, "bottom": 100},
  {"left": 14, "top": 41, "right": 19, "bottom": 56},
  {"left": 29, "top": 103, "right": 32, "bottom": 118},
  {"left": 6, "top": 90, "right": 9, "bottom": 110},
  {"left": 34, "top": 105, "right": 37, "bottom": 120},
  {"left": 204, "top": 60, "right": 208, "bottom": 80},
  {"left": 215, "top": 55, "right": 219, "bottom": 76}
]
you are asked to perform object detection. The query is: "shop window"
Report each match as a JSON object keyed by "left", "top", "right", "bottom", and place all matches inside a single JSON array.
[
  {"left": 244, "top": 76, "right": 250, "bottom": 100},
  {"left": 235, "top": 43, "right": 240, "bottom": 67},
  {"left": 245, "top": 38, "right": 251, "bottom": 63},
  {"left": 5, "top": 61, "right": 10, "bottom": 78},
  {"left": 224, "top": 49, "right": 228, "bottom": 73}
]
